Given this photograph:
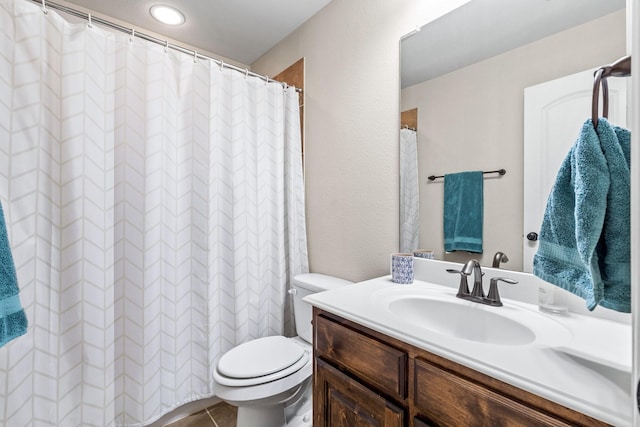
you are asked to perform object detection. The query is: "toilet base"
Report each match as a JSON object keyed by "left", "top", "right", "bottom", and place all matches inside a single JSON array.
[
  {"left": 234, "top": 378, "right": 311, "bottom": 427},
  {"left": 236, "top": 405, "right": 286, "bottom": 427},
  {"left": 283, "top": 385, "right": 312, "bottom": 427},
  {"left": 235, "top": 398, "right": 312, "bottom": 427}
]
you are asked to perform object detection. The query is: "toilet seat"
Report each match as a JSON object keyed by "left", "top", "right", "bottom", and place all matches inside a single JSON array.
[{"left": 214, "top": 336, "right": 309, "bottom": 387}]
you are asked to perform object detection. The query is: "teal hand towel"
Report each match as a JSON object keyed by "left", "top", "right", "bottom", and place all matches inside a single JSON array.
[
  {"left": 597, "top": 123, "right": 630, "bottom": 311},
  {"left": 0, "top": 202, "right": 27, "bottom": 347},
  {"left": 443, "top": 171, "right": 483, "bottom": 253},
  {"left": 533, "top": 118, "right": 630, "bottom": 312}
]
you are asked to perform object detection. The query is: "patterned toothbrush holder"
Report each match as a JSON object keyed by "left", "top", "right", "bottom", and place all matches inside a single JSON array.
[{"left": 391, "top": 253, "right": 414, "bottom": 284}]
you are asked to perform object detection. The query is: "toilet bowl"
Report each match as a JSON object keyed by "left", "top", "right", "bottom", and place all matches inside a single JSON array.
[{"left": 212, "top": 273, "right": 352, "bottom": 427}]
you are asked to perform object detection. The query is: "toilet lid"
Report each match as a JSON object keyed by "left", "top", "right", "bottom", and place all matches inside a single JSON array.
[{"left": 217, "top": 336, "right": 305, "bottom": 379}]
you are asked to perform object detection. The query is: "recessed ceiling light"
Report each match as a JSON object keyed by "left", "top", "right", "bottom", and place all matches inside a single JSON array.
[{"left": 150, "top": 5, "right": 185, "bottom": 26}]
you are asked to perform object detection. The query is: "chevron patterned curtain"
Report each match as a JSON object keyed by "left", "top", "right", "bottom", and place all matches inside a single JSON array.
[
  {"left": 0, "top": 0, "right": 308, "bottom": 425},
  {"left": 399, "top": 128, "right": 419, "bottom": 253}
]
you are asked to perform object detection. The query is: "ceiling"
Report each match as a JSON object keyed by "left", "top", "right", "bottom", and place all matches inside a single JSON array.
[
  {"left": 53, "top": 0, "right": 626, "bottom": 82},
  {"left": 401, "top": 0, "right": 626, "bottom": 88},
  {"left": 57, "top": 0, "right": 332, "bottom": 65}
]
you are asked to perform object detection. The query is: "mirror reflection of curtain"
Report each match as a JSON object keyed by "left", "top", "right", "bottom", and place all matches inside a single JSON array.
[{"left": 400, "top": 128, "right": 419, "bottom": 253}]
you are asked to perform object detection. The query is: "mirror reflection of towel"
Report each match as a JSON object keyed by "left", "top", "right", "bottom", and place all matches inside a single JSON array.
[
  {"left": 0, "top": 201, "right": 27, "bottom": 347},
  {"left": 533, "top": 118, "right": 630, "bottom": 313},
  {"left": 443, "top": 171, "right": 483, "bottom": 253}
]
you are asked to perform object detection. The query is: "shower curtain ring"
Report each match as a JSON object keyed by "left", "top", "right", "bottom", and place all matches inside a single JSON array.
[
  {"left": 87, "top": 13, "right": 92, "bottom": 28},
  {"left": 41, "top": 0, "right": 47, "bottom": 14},
  {"left": 244, "top": 69, "right": 249, "bottom": 79},
  {"left": 164, "top": 40, "right": 169, "bottom": 53},
  {"left": 219, "top": 60, "right": 224, "bottom": 72},
  {"left": 129, "top": 28, "right": 135, "bottom": 43}
]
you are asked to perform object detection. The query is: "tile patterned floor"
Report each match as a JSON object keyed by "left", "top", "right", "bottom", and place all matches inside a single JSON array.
[{"left": 166, "top": 402, "right": 237, "bottom": 427}]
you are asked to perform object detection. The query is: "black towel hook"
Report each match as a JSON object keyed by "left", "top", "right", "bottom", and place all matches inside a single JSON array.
[{"left": 592, "top": 55, "right": 631, "bottom": 129}]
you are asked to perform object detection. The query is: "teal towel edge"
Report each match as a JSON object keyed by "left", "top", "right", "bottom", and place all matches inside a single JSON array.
[
  {"left": 444, "top": 239, "right": 483, "bottom": 253},
  {"left": 598, "top": 298, "right": 630, "bottom": 313},
  {"left": 533, "top": 242, "right": 598, "bottom": 310},
  {"left": 0, "top": 294, "right": 25, "bottom": 317},
  {"left": 534, "top": 236, "right": 631, "bottom": 313},
  {"left": 532, "top": 260, "right": 597, "bottom": 310},
  {"left": 533, "top": 248, "right": 631, "bottom": 314},
  {"left": 0, "top": 309, "right": 27, "bottom": 348}
]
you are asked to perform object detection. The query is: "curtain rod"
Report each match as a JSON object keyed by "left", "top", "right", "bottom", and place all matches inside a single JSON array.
[
  {"left": 428, "top": 169, "right": 506, "bottom": 181},
  {"left": 28, "top": 0, "right": 302, "bottom": 93}
]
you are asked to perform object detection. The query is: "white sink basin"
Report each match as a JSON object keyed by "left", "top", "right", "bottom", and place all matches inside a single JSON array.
[
  {"left": 388, "top": 296, "right": 535, "bottom": 345},
  {"left": 372, "top": 285, "right": 572, "bottom": 347}
]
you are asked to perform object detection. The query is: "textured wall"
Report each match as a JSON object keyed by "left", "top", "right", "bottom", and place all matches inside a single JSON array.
[{"left": 251, "top": 0, "right": 469, "bottom": 282}]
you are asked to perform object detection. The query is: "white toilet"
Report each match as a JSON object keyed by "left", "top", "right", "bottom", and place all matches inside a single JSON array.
[{"left": 213, "top": 273, "right": 352, "bottom": 427}]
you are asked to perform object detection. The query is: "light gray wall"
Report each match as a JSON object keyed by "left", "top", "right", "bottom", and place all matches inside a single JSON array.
[
  {"left": 251, "top": 0, "right": 470, "bottom": 282},
  {"left": 400, "top": 10, "right": 625, "bottom": 271}
]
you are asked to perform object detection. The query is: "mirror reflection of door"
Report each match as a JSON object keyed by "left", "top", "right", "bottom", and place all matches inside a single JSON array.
[{"left": 523, "top": 68, "right": 627, "bottom": 272}]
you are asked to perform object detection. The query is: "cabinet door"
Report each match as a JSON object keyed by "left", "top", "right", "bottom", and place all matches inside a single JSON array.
[
  {"left": 414, "top": 358, "right": 572, "bottom": 427},
  {"left": 315, "top": 358, "right": 404, "bottom": 427}
]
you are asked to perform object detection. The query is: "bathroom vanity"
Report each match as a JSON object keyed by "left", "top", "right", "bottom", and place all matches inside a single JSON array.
[
  {"left": 305, "top": 274, "right": 631, "bottom": 426},
  {"left": 314, "top": 308, "right": 606, "bottom": 426}
]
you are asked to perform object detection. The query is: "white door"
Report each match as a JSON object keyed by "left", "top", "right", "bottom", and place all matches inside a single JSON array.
[{"left": 523, "top": 68, "right": 627, "bottom": 272}]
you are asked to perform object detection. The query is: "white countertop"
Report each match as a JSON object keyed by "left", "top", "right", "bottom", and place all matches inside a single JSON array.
[{"left": 304, "top": 276, "right": 632, "bottom": 426}]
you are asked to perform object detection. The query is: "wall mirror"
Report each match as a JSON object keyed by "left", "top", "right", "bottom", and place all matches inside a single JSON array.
[{"left": 399, "top": 0, "right": 627, "bottom": 272}]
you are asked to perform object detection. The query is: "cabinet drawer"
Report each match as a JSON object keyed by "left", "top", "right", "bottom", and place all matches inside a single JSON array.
[
  {"left": 315, "top": 314, "right": 407, "bottom": 400},
  {"left": 414, "top": 357, "right": 572, "bottom": 427}
]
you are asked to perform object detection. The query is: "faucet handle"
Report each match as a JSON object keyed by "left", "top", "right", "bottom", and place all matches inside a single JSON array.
[
  {"left": 486, "top": 277, "right": 518, "bottom": 306},
  {"left": 446, "top": 269, "right": 470, "bottom": 297}
]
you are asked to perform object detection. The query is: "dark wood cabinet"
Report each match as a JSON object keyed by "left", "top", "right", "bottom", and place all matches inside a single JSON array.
[
  {"left": 414, "top": 357, "right": 570, "bottom": 426},
  {"left": 313, "top": 308, "right": 611, "bottom": 427},
  {"left": 314, "top": 307, "right": 407, "bottom": 401},
  {"left": 315, "top": 358, "right": 404, "bottom": 427},
  {"left": 413, "top": 418, "right": 434, "bottom": 427}
]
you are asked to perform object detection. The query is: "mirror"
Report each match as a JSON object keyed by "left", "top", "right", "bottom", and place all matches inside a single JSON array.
[{"left": 400, "top": 0, "right": 626, "bottom": 271}]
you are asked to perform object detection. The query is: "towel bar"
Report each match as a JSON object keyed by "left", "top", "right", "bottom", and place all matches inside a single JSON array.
[
  {"left": 592, "top": 55, "right": 631, "bottom": 128},
  {"left": 428, "top": 168, "right": 506, "bottom": 182}
]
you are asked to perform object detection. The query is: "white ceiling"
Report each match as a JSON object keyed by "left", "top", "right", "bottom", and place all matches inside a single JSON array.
[
  {"left": 56, "top": 0, "right": 332, "bottom": 65},
  {"left": 401, "top": 0, "right": 626, "bottom": 88},
  {"left": 52, "top": 0, "right": 626, "bottom": 82}
]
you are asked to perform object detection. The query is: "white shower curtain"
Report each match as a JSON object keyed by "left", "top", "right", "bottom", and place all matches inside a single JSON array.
[
  {"left": 0, "top": 0, "right": 308, "bottom": 425},
  {"left": 400, "top": 128, "right": 419, "bottom": 253}
]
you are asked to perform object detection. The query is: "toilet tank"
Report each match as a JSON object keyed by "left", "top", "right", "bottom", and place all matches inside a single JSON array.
[{"left": 290, "top": 273, "right": 353, "bottom": 343}]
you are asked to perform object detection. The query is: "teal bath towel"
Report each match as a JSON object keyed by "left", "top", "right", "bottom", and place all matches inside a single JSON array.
[
  {"left": 0, "top": 202, "right": 27, "bottom": 347},
  {"left": 443, "top": 171, "right": 483, "bottom": 253},
  {"left": 533, "top": 118, "right": 630, "bottom": 312}
]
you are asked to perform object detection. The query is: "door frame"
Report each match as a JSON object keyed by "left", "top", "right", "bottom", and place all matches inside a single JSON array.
[{"left": 629, "top": 0, "right": 639, "bottom": 422}]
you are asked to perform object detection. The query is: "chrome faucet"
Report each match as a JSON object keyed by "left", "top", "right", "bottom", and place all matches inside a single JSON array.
[
  {"left": 492, "top": 251, "right": 509, "bottom": 268},
  {"left": 447, "top": 259, "right": 518, "bottom": 306},
  {"left": 446, "top": 268, "right": 470, "bottom": 298},
  {"left": 486, "top": 277, "right": 518, "bottom": 306},
  {"left": 461, "top": 259, "right": 485, "bottom": 299}
]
